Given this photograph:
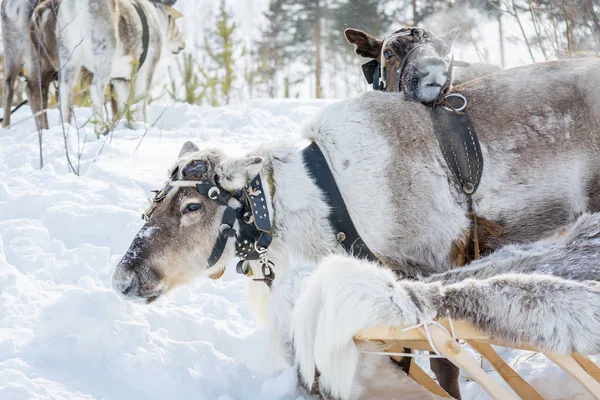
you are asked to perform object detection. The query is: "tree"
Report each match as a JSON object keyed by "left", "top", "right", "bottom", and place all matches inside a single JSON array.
[
  {"left": 255, "top": 0, "right": 294, "bottom": 98},
  {"left": 284, "top": 0, "right": 337, "bottom": 98},
  {"left": 201, "top": 0, "right": 244, "bottom": 105}
]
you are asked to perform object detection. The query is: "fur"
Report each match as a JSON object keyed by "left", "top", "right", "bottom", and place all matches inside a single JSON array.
[
  {"left": 55, "top": 0, "right": 185, "bottom": 131},
  {"left": 425, "top": 212, "right": 600, "bottom": 285},
  {"left": 292, "top": 212, "right": 600, "bottom": 398},
  {"left": 1, "top": 0, "right": 43, "bottom": 128}
]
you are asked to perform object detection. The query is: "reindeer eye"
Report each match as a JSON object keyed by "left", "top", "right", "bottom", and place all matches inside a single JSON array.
[
  {"left": 184, "top": 203, "right": 202, "bottom": 213},
  {"left": 383, "top": 50, "right": 393, "bottom": 60}
]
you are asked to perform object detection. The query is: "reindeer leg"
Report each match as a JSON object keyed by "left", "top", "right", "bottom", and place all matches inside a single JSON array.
[
  {"left": 110, "top": 79, "right": 130, "bottom": 121},
  {"left": 3, "top": 64, "right": 18, "bottom": 128},
  {"left": 89, "top": 64, "right": 112, "bottom": 135},
  {"left": 40, "top": 72, "right": 53, "bottom": 130},
  {"left": 58, "top": 64, "right": 79, "bottom": 126},
  {"left": 430, "top": 357, "right": 462, "bottom": 399}
]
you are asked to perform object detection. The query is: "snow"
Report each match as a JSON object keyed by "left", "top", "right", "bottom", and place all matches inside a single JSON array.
[{"left": 0, "top": 101, "right": 597, "bottom": 400}]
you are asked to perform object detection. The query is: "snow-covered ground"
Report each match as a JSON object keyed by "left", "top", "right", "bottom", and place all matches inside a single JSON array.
[{"left": 0, "top": 101, "right": 597, "bottom": 400}]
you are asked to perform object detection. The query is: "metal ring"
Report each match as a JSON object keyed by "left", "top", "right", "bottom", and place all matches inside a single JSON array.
[
  {"left": 255, "top": 243, "right": 268, "bottom": 254},
  {"left": 208, "top": 186, "right": 221, "bottom": 200},
  {"left": 442, "top": 93, "right": 467, "bottom": 112}
]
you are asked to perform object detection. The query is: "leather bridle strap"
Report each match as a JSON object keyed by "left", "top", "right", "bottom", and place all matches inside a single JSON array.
[
  {"left": 396, "top": 45, "right": 420, "bottom": 92},
  {"left": 206, "top": 206, "right": 237, "bottom": 267}
]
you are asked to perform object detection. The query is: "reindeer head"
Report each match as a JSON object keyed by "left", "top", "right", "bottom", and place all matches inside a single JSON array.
[
  {"left": 345, "top": 27, "right": 460, "bottom": 103},
  {"left": 112, "top": 142, "right": 264, "bottom": 303},
  {"left": 152, "top": 0, "right": 185, "bottom": 55}
]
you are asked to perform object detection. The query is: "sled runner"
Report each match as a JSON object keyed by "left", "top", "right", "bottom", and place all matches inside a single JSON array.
[{"left": 356, "top": 320, "right": 600, "bottom": 399}]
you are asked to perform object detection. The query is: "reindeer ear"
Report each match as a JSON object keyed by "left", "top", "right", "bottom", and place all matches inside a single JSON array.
[
  {"left": 179, "top": 141, "right": 199, "bottom": 157},
  {"left": 217, "top": 156, "right": 264, "bottom": 191},
  {"left": 344, "top": 28, "right": 382, "bottom": 59},
  {"left": 439, "top": 28, "right": 460, "bottom": 50}
]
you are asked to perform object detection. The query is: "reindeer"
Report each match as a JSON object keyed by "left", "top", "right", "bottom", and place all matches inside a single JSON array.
[
  {"left": 1, "top": 0, "right": 43, "bottom": 128},
  {"left": 27, "top": 0, "right": 62, "bottom": 131},
  {"left": 112, "top": 58, "right": 600, "bottom": 399},
  {"left": 345, "top": 27, "right": 501, "bottom": 102},
  {"left": 55, "top": 0, "right": 185, "bottom": 132}
]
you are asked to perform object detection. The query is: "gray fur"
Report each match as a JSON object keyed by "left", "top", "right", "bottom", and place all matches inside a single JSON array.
[
  {"left": 453, "top": 62, "right": 502, "bottom": 85},
  {"left": 293, "top": 224, "right": 600, "bottom": 399},
  {"left": 425, "top": 212, "right": 600, "bottom": 285}
]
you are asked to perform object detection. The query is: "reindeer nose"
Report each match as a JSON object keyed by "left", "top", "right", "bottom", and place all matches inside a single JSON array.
[{"left": 112, "top": 270, "right": 138, "bottom": 298}]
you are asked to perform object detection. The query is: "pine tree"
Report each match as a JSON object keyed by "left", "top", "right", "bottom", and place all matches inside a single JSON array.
[
  {"left": 200, "top": 0, "right": 243, "bottom": 105},
  {"left": 255, "top": 0, "right": 293, "bottom": 98},
  {"left": 283, "top": 0, "right": 337, "bottom": 98}
]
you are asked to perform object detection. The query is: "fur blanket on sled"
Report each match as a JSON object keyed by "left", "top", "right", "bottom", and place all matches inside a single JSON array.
[{"left": 270, "top": 213, "right": 600, "bottom": 400}]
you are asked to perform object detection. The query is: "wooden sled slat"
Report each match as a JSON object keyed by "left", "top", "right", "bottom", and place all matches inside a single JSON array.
[
  {"left": 408, "top": 359, "right": 453, "bottom": 398},
  {"left": 356, "top": 320, "right": 491, "bottom": 342},
  {"left": 544, "top": 353, "right": 600, "bottom": 399},
  {"left": 383, "top": 343, "right": 452, "bottom": 398},
  {"left": 572, "top": 354, "right": 600, "bottom": 383},
  {"left": 424, "top": 324, "right": 518, "bottom": 400},
  {"left": 467, "top": 340, "right": 544, "bottom": 400},
  {"left": 356, "top": 321, "right": 600, "bottom": 400}
]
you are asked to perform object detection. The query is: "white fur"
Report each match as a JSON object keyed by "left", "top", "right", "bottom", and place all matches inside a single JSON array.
[
  {"left": 417, "top": 63, "right": 448, "bottom": 102},
  {"left": 292, "top": 256, "right": 428, "bottom": 399}
]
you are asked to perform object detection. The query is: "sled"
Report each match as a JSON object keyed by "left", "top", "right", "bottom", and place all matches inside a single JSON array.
[{"left": 355, "top": 320, "right": 600, "bottom": 399}]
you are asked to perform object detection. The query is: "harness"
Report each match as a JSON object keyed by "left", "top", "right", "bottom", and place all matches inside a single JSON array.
[
  {"left": 142, "top": 169, "right": 277, "bottom": 287},
  {"left": 302, "top": 142, "right": 379, "bottom": 262},
  {"left": 132, "top": 1, "right": 150, "bottom": 70},
  {"left": 361, "top": 28, "right": 469, "bottom": 96},
  {"left": 360, "top": 31, "right": 502, "bottom": 261}
]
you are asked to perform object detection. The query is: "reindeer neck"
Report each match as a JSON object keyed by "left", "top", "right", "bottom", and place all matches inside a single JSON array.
[{"left": 256, "top": 144, "right": 340, "bottom": 274}]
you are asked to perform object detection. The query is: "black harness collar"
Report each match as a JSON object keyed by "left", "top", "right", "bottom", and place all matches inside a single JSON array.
[
  {"left": 132, "top": 1, "right": 150, "bottom": 70},
  {"left": 302, "top": 142, "right": 379, "bottom": 262}
]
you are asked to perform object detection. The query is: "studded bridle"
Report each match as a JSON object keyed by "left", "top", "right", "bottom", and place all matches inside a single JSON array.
[{"left": 142, "top": 163, "right": 276, "bottom": 287}]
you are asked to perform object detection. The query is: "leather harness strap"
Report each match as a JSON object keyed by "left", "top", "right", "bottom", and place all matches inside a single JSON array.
[
  {"left": 302, "top": 142, "right": 379, "bottom": 262},
  {"left": 132, "top": 1, "right": 150, "bottom": 71},
  {"left": 301, "top": 142, "right": 413, "bottom": 376},
  {"left": 430, "top": 95, "right": 486, "bottom": 260},
  {"left": 430, "top": 102, "right": 483, "bottom": 196}
]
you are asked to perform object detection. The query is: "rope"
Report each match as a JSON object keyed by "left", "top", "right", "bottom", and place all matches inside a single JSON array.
[{"left": 361, "top": 315, "right": 457, "bottom": 359}]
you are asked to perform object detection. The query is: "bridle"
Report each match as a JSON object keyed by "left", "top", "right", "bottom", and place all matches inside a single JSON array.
[
  {"left": 361, "top": 28, "right": 460, "bottom": 98},
  {"left": 142, "top": 167, "right": 276, "bottom": 287}
]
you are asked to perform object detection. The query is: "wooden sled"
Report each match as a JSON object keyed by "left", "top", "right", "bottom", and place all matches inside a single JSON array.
[{"left": 355, "top": 320, "right": 600, "bottom": 399}]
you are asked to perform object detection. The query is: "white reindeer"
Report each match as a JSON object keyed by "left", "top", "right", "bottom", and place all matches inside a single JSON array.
[{"left": 55, "top": 0, "right": 185, "bottom": 132}]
